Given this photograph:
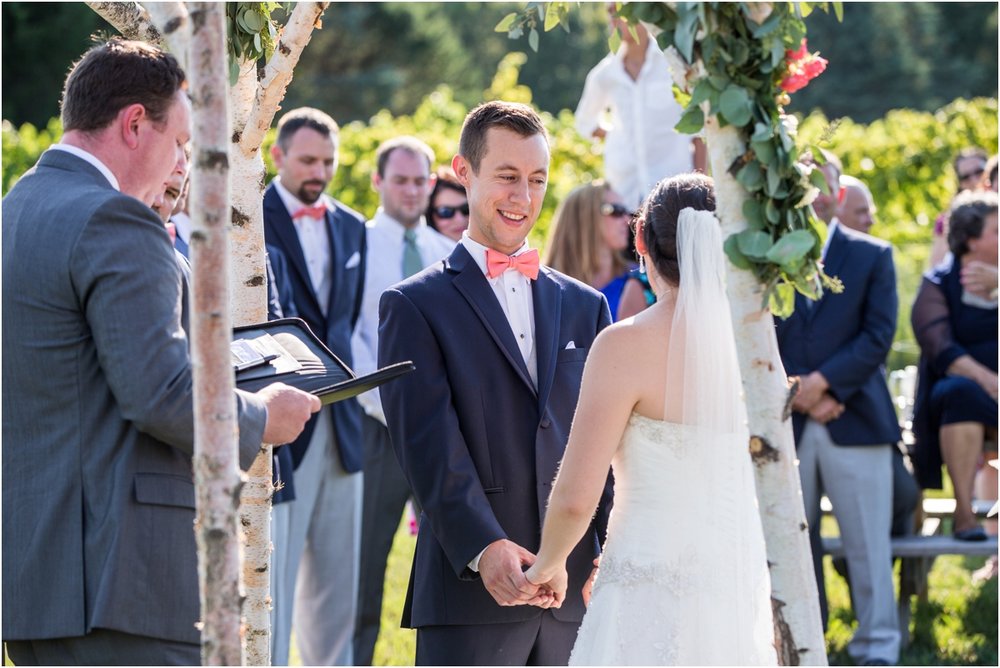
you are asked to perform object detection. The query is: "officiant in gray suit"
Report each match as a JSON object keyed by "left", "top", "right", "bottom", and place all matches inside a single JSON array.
[{"left": 1, "top": 39, "right": 319, "bottom": 666}]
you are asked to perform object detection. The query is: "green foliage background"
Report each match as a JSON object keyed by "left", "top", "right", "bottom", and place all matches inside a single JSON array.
[{"left": 2, "top": 53, "right": 996, "bottom": 370}]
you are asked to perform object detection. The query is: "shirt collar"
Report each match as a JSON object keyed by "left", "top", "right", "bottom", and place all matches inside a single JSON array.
[
  {"left": 49, "top": 144, "right": 120, "bottom": 191},
  {"left": 274, "top": 177, "right": 329, "bottom": 220},
  {"left": 373, "top": 207, "right": 427, "bottom": 235},
  {"left": 822, "top": 218, "right": 840, "bottom": 261},
  {"left": 460, "top": 231, "right": 531, "bottom": 278}
]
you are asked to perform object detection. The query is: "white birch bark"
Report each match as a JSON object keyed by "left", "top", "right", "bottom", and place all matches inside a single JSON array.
[
  {"left": 187, "top": 3, "right": 242, "bottom": 663},
  {"left": 703, "top": 114, "right": 828, "bottom": 666},
  {"left": 86, "top": 1, "right": 162, "bottom": 44},
  {"left": 229, "top": 6, "right": 328, "bottom": 663}
]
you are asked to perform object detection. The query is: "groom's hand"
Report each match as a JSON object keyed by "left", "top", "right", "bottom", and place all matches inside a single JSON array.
[{"left": 479, "top": 539, "right": 547, "bottom": 607}]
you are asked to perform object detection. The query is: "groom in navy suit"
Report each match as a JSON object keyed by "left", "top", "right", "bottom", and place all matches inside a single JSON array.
[
  {"left": 378, "top": 101, "right": 614, "bottom": 665},
  {"left": 776, "top": 154, "right": 901, "bottom": 666},
  {"left": 263, "top": 108, "right": 368, "bottom": 666}
]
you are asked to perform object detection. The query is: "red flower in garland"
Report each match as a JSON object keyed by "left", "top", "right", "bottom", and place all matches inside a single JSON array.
[{"left": 780, "top": 39, "right": 828, "bottom": 94}]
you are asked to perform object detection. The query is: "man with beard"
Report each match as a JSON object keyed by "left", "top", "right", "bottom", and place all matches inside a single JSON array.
[{"left": 263, "top": 107, "right": 368, "bottom": 666}]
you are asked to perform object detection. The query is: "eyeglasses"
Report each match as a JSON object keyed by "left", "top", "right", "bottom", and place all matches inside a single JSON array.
[
  {"left": 959, "top": 167, "right": 985, "bottom": 181},
  {"left": 433, "top": 204, "right": 469, "bottom": 219},
  {"left": 600, "top": 202, "right": 633, "bottom": 218}
]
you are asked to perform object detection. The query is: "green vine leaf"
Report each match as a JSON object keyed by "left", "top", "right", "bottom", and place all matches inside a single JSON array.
[
  {"left": 720, "top": 85, "right": 753, "bottom": 126},
  {"left": 737, "top": 229, "right": 773, "bottom": 260},
  {"left": 769, "top": 282, "right": 796, "bottom": 318},
  {"left": 765, "top": 230, "right": 816, "bottom": 268},
  {"left": 528, "top": 28, "right": 539, "bottom": 52},
  {"left": 675, "top": 106, "right": 705, "bottom": 135},
  {"left": 495, "top": 13, "right": 517, "bottom": 32}
]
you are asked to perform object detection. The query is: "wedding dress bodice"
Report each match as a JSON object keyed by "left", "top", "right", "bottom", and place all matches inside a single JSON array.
[{"left": 569, "top": 412, "right": 777, "bottom": 666}]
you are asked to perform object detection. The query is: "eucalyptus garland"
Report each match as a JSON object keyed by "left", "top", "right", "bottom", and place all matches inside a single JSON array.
[
  {"left": 225, "top": 2, "right": 288, "bottom": 85},
  {"left": 619, "top": 2, "right": 842, "bottom": 316}
]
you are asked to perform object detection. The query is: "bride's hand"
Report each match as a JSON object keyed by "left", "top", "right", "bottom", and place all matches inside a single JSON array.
[{"left": 524, "top": 563, "right": 567, "bottom": 608}]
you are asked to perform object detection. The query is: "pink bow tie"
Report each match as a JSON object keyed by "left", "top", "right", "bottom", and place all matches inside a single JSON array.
[
  {"left": 485, "top": 248, "right": 539, "bottom": 280},
  {"left": 292, "top": 204, "right": 327, "bottom": 220}
]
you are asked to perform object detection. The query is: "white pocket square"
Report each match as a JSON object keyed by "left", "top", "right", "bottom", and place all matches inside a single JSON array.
[
  {"left": 564, "top": 341, "right": 576, "bottom": 350},
  {"left": 345, "top": 251, "right": 361, "bottom": 269}
]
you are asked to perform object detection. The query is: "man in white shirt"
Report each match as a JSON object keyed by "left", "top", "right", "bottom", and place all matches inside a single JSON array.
[
  {"left": 575, "top": 4, "right": 706, "bottom": 208},
  {"left": 263, "top": 107, "right": 368, "bottom": 666},
  {"left": 351, "top": 136, "right": 455, "bottom": 665}
]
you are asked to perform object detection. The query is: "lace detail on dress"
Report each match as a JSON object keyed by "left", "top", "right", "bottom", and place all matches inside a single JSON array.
[
  {"left": 596, "top": 555, "right": 694, "bottom": 597},
  {"left": 626, "top": 412, "right": 690, "bottom": 458}
]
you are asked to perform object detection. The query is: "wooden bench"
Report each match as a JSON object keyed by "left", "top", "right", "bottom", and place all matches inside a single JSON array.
[{"left": 820, "top": 496, "right": 996, "bottom": 648}]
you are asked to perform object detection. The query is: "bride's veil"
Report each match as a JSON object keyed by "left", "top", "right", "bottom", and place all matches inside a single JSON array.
[{"left": 663, "top": 206, "right": 775, "bottom": 662}]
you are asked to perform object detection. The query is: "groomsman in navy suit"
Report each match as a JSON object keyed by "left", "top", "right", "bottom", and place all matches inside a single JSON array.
[
  {"left": 776, "top": 153, "right": 901, "bottom": 666},
  {"left": 263, "top": 107, "right": 367, "bottom": 666},
  {"left": 378, "top": 101, "right": 614, "bottom": 665}
]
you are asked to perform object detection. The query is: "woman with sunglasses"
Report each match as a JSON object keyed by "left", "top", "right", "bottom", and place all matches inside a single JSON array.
[
  {"left": 425, "top": 166, "right": 470, "bottom": 242},
  {"left": 544, "top": 181, "right": 634, "bottom": 318}
]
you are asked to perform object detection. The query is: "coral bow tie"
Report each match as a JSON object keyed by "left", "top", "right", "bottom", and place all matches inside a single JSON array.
[
  {"left": 292, "top": 204, "right": 327, "bottom": 220},
  {"left": 485, "top": 248, "right": 539, "bottom": 280}
]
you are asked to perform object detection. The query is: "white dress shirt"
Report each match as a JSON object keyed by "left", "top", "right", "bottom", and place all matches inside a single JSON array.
[
  {"left": 574, "top": 38, "right": 691, "bottom": 208},
  {"left": 273, "top": 177, "right": 332, "bottom": 314},
  {"left": 49, "top": 144, "right": 120, "bottom": 191},
  {"left": 352, "top": 209, "right": 456, "bottom": 424},
  {"left": 460, "top": 233, "right": 538, "bottom": 389},
  {"left": 459, "top": 232, "right": 539, "bottom": 574}
]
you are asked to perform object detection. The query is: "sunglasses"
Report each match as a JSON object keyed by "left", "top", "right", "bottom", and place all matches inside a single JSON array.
[
  {"left": 600, "top": 202, "right": 634, "bottom": 218},
  {"left": 433, "top": 204, "right": 469, "bottom": 219},
  {"left": 959, "top": 167, "right": 985, "bottom": 181}
]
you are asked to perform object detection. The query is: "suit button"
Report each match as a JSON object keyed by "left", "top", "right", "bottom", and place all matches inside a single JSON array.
[{"left": 540, "top": 417, "right": 551, "bottom": 429}]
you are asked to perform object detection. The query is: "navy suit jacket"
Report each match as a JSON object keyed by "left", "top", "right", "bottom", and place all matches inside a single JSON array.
[
  {"left": 776, "top": 222, "right": 902, "bottom": 446},
  {"left": 378, "top": 243, "right": 614, "bottom": 628},
  {"left": 263, "top": 184, "right": 367, "bottom": 473}
]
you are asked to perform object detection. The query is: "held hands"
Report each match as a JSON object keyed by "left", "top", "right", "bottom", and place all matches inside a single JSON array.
[
  {"left": 809, "top": 394, "right": 845, "bottom": 424},
  {"left": 258, "top": 382, "right": 322, "bottom": 445},
  {"left": 791, "top": 371, "right": 831, "bottom": 413},
  {"left": 479, "top": 539, "right": 558, "bottom": 608},
  {"left": 524, "top": 559, "right": 568, "bottom": 610}
]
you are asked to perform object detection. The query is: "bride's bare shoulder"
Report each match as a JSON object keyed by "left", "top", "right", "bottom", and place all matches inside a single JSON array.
[{"left": 591, "top": 306, "right": 671, "bottom": 363}]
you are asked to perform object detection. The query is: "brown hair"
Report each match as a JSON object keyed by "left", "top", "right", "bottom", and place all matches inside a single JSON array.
[
  {"left": 276, "top": 107, "right": 339, "bottom": 152},
  {"left": 458, "top": 101, "right": 548, "bottom": 173},
  {"left": 948, "top": 190, "right": 998, "bottom": 257},
  {"left": 544, "top": 181, "right": 629, "bottom": 287},
  {"left": 637, "top": 173, "right": 716, "bottom": 286},
  {"left": 375, "top": 136, "right": 435, "bottom": 178},
  {"left": 60, "top": 38, "right": 186, "bottom": 133}
]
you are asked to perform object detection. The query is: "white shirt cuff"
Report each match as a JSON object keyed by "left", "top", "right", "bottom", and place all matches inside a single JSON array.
[{"left": 468, "top": 547, "right": 487, "bottom": 573}]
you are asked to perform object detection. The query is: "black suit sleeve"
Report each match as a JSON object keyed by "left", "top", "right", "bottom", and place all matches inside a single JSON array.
[{"left": 378, "top": 287, "right": 506, "bottom": 578}]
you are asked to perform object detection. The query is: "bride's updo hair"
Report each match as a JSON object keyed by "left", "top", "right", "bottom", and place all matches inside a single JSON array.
[{"left": 637, "top": 173, "right": 716, "bottom": 286}]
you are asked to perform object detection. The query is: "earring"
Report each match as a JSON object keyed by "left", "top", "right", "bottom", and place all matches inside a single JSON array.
[{"left": 639, "top": 256, "right": 646, "bottom": 274}]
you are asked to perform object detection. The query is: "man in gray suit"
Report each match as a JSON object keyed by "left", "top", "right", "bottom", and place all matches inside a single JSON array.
[{"left": 2, "top": 39, "right": 320, "bottom": 665}]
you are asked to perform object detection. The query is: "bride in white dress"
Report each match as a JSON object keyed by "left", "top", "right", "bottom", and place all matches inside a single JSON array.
[{"left": 526, "top": 174, "right": 778, "bottom": 665}]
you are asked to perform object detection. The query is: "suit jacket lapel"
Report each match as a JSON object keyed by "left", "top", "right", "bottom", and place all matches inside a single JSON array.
[
  {"left": 264, "top": 186, "right": 323, "bottom": 318},
  {"left": 448, "top": 245, "right": 537, "bottom": 395},
  {"left": 810, "top": 225, "right": 849, "bottom": 321},
  {"left": 323, "top": 207, "right": 341, "bottom": 321},
  {"left": 533, "top": 267, "right": 561, "bottom": 412}
]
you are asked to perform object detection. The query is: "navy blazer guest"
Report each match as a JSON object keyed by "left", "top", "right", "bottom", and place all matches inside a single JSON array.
[
  {"left": 263, "top": 184, "right": 367, "bottom": 472},
  {"left": 776, "top": 223, "right": 901, "bottom": 447}
]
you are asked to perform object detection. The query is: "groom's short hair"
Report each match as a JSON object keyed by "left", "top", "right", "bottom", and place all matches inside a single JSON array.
[{"left": 459, "top": 101, "right": 548, "bottom": 173}]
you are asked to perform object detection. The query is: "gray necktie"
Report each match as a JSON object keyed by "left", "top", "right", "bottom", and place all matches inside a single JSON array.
[{"left": 403, "top": 228, "right": 423, "bottom": 278}]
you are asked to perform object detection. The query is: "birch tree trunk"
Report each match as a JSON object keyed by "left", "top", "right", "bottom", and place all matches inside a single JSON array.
[
  {"left": 188, "top": 3, "right": 242, "bottom": 663},
  {"left": 704, "top": 115, "right": 828, "bottom": 665},
  {"left": 229, "top": 5, "right": 328, "bottom": 663}
]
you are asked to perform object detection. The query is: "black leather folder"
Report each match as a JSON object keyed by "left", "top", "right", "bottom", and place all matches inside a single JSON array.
[{"left": 232, "top": 318, "right": 414, "bottom": 405}]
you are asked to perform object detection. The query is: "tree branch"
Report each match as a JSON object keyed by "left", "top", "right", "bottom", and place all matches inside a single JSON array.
[
  {"left": 145, "top": 2, "right": 192, "bottom": 72},
  {"left": 86, "top": 1, "right": 163, "bottom": 46},
  {"left": 237, "top": 2, "right": 329, "bottom": 155}
]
